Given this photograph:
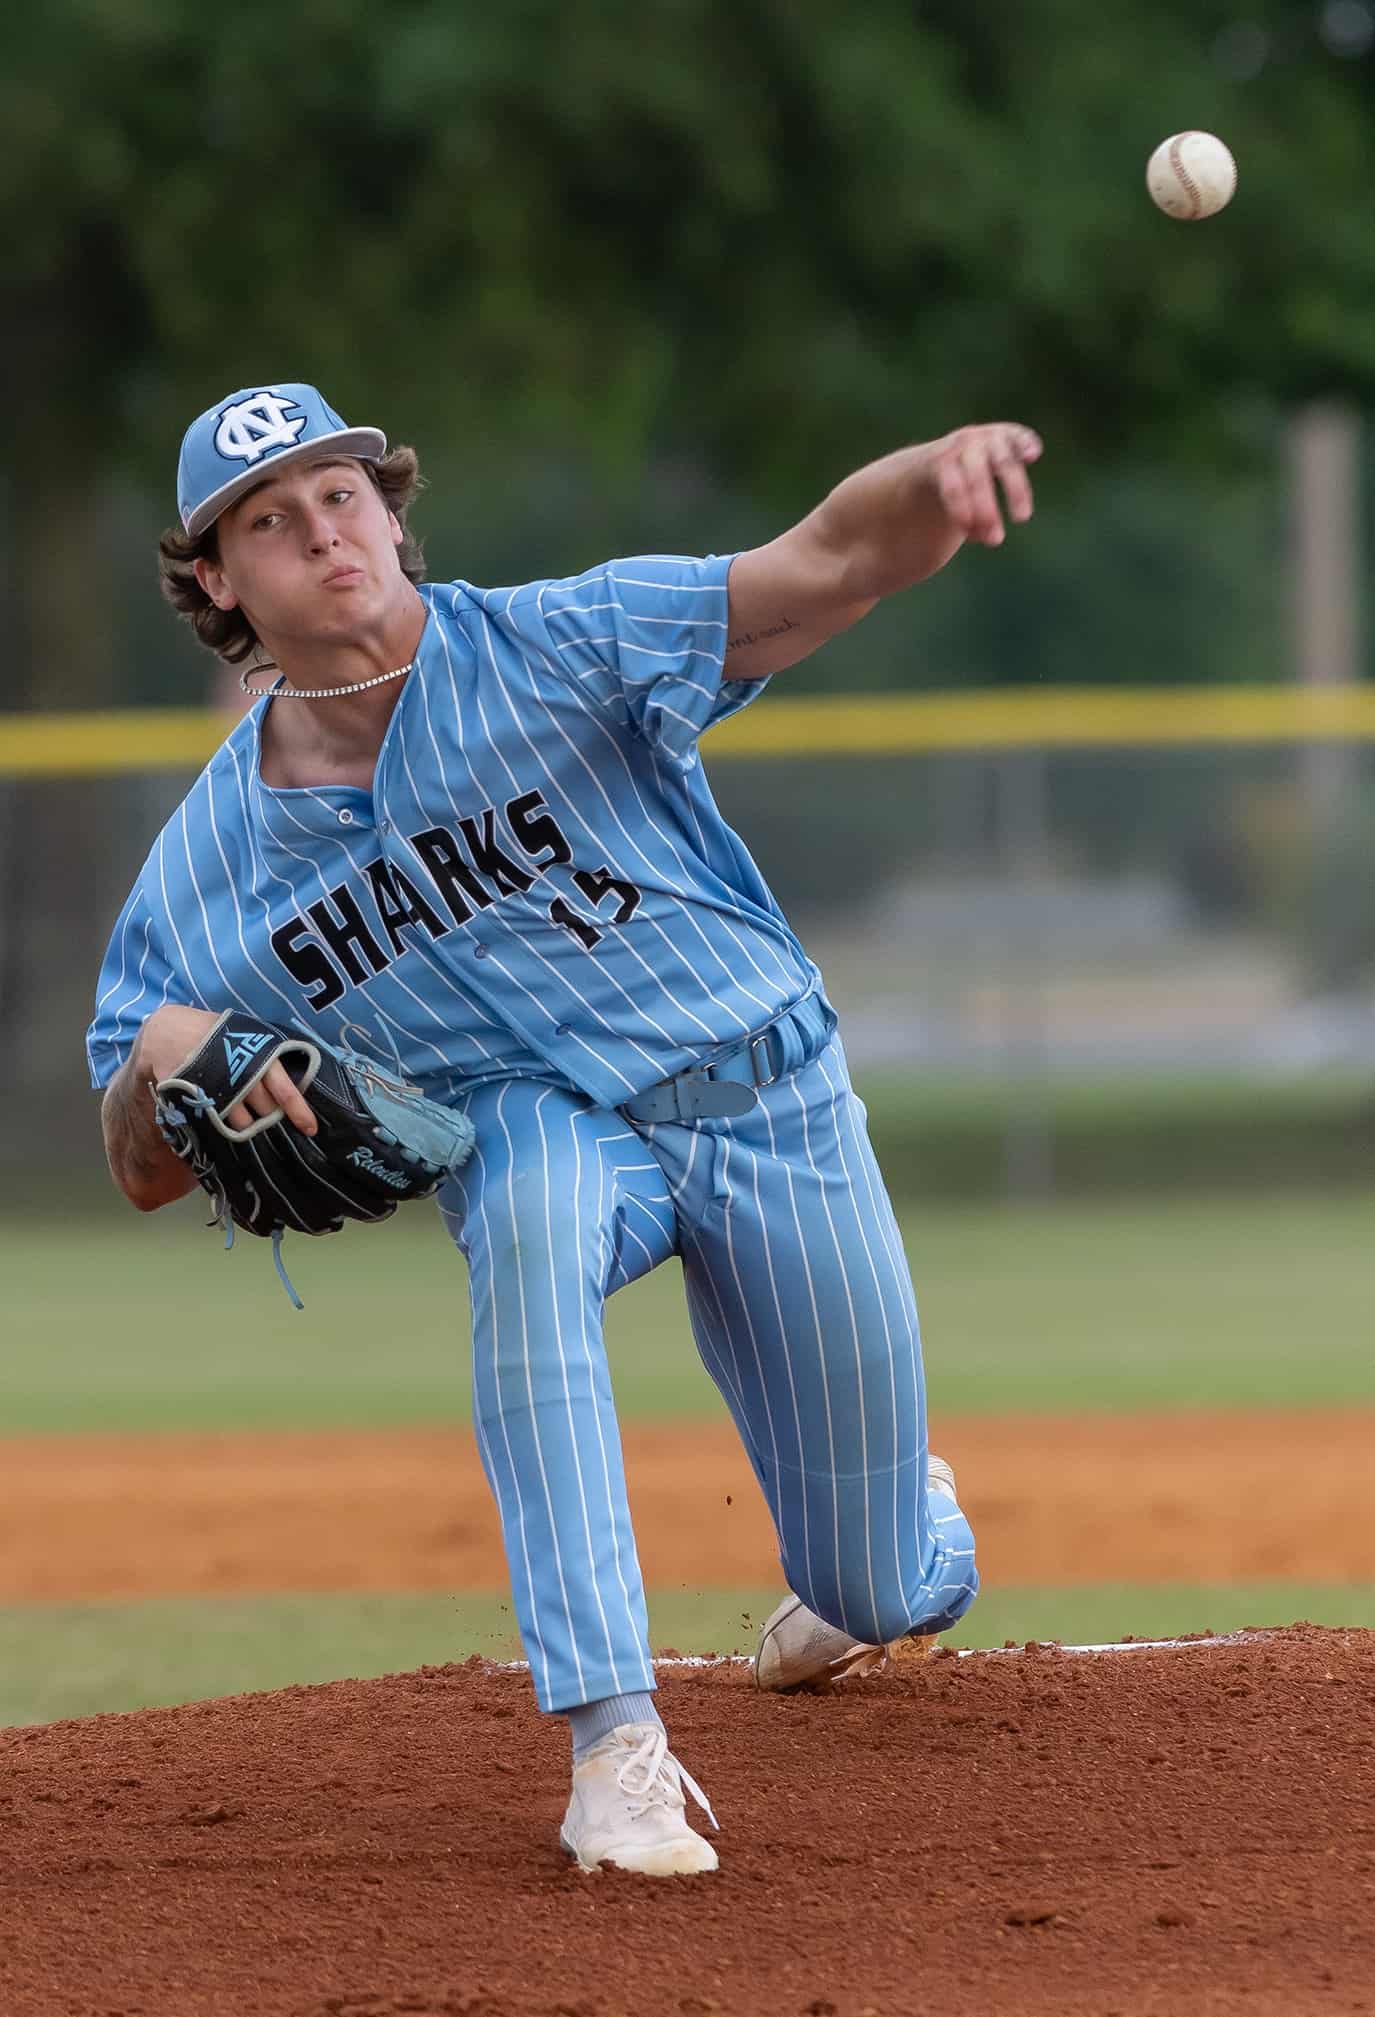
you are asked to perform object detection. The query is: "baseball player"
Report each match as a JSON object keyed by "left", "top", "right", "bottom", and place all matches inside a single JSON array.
[{"left": 89, "top": 382, "right": 1040, "bottom": 1877}]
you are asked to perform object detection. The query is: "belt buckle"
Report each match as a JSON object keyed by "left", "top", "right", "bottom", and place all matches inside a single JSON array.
[{"left": 748, "top": 1032, "right": 777, "bottom": 1088}]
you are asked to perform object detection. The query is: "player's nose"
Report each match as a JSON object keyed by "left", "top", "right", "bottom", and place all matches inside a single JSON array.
[{"left": 302, "top": 509, "right": 339, "bottom": 554}]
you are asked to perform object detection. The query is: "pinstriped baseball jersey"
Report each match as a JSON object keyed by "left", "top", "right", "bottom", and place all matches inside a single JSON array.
[
  {"left": 89, "top": 544, "right": 979, "bottom": 1713},
  {"left": 87, "top": 556, "right": 821, "bottom": 1099}
]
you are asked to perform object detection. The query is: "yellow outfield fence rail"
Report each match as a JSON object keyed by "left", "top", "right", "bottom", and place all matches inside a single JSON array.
[{"left": 6, "top": 686, "right": 1375, "bottom": 778}]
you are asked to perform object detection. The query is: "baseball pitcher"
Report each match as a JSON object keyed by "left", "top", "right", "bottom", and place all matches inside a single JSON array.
[{"left": 89, "top": 382, "right": 1040, "bottom": 1876}]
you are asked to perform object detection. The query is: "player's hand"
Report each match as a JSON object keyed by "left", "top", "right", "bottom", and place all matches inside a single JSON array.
[
  {"left": 223, "top": 1055, "right": 320, "bottom": 1138},
  {"left": 921, "top": 423, "right": 1042, "bottom": 548},
  {"left": 133, "top": 1004, "right": 319, "bottom": 1137}
]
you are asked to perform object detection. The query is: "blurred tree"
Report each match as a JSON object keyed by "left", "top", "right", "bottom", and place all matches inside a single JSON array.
[{"left": 2, "top": 0, "right": 1374, "bottom": 701}]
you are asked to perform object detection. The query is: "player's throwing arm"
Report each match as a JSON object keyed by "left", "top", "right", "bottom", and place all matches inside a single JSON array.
[{"left": 721, "top": 424, "right": 1042, "bottom": 679}]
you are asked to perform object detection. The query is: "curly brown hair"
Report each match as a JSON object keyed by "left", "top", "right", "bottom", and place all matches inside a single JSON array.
[{"left": 157, "top": 446, "right": 427, "bottom": 665}]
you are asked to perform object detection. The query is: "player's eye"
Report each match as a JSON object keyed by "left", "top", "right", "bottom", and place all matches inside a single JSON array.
[
  {"left": 250, "top": 511, "right": 283, "bottom": 531},
  {"left": 325, "top": 488, "right": 353, "bottom": 506}
]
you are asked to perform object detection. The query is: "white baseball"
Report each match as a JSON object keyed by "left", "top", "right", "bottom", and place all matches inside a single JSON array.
[{"left": 1146, "top": 131, "right": 1237, "bottom": 220}]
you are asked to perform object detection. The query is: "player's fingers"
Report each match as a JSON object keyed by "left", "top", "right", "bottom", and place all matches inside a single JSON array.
[
  {"left": 993, "top": 452, "right": 1035, "bottom": 525},
  {"left": 267, "top": 1064, "right": 319, "bottom": 1136},
  {"left": 997, "top": 424, "right": 1043, "bottom": 464},
  {"left": 955, "top": 446, "right": 1005, "bottom": 546},
  {"left": 935, "top": 450, "right": 973, "bottom": 529},
  {"left": 249, "top": 1062, "right": 319, "bottom": 1136},
  {"left": 988, "top": 426, "right": 1040, "bottom": 524}
]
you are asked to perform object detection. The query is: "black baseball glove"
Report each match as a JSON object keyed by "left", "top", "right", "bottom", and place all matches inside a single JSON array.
[{"left": 152, "top": 1010, "right": 475, "bottom": 1305}]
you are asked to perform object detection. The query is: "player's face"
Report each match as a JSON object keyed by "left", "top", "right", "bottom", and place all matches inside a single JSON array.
[{"left": 196, "top": 458, "right": 405, "bottom": 645}]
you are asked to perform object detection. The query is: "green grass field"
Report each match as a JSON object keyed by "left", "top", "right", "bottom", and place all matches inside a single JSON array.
[
  {"left": 3, "top": 1187, "right": 1373, "bottom": 1726},
  {"left": 7, "top": 1185, "right": 1375, "bottom": 1430}
]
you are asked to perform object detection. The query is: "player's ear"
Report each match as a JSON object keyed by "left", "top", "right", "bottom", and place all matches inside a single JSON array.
[
  {"left": 194, "top": 555, "right": 239, "bottom": 612},
  {"left": 387, "top": 511, "right": 403, "bottom": 550}
]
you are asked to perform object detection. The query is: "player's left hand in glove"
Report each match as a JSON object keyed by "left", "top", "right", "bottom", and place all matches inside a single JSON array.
[{"left": 152, "top": 1010, "right": 475, "bottom": 1306}]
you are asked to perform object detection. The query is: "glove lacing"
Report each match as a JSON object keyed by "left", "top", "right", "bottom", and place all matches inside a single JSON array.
[{"left": 153, "top": 1081, "right": 305, "bottom": 1307}]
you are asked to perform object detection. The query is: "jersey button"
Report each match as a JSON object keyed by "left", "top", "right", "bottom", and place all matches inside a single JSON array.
[
  {"left": 554, "top": 1023, "right": 572, "bottom": 1038},
  {"left": 337, "top": 809, "right": 355, "bottom": 826},
  {"left": 379, "top": 818, "right": 392, "bottom": 835},
  {"left": 472, "top": 942, "right": 489, "bottom": 959}
]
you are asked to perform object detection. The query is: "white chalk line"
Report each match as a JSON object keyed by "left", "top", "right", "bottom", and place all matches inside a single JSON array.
[{"left": 486, "top": 1629, "right": 1274, "bottom": 1677}]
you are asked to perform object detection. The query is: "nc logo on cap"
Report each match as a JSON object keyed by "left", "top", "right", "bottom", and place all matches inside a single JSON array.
[
  {"left": 214, "top": 392, "right": 309, "bottom": 465},
  {"left": 177, "top": 381, "right": 388, "bottom": 537}
]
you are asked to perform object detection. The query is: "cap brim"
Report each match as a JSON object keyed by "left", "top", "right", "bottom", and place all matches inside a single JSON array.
[{"left": 183, "top": 426, "right": 388, "bottom": 538}]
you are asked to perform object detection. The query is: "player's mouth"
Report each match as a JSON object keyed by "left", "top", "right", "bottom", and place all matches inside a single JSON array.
[{"left": 322, "top": 564, "right": 364, "bottom": 588}]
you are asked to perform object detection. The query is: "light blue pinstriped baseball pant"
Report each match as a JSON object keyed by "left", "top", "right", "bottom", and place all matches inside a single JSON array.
[{"left": 439, "top": 1034, "right": 977, "bottom": 1712}]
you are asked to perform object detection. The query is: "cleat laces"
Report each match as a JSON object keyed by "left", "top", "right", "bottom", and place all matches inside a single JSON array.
[{"left": 614, "top": 1727, "right": 718, "bottom": 1832}]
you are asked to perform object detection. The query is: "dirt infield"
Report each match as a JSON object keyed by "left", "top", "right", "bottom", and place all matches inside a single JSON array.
[
  {"left": 2, "top": 1627, "right": 1372, "bottom": 2016},
  {"left": 3, "top": 1408, "right": 1372, "bottom": 1600}
]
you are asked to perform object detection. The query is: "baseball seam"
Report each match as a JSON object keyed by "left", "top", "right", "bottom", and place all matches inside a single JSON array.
[{"left": 1168, "top": 133, "right": 1203, "bottom": 218}]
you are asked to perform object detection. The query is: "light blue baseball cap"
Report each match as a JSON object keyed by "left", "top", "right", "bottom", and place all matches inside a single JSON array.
[{"left": 177, "top": 382, "right": 387, "bottom": 539}]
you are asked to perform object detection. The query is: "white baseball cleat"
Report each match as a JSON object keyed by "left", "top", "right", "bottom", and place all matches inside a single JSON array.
[
  {"left": 754, "top": 1455, "right": 960, "bottom": 1692},
  {"left": 560, "top": 1723, "right": 719, "bottom": 1876}
]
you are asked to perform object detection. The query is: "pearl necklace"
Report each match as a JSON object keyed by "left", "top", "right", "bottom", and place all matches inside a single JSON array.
[{"left": 240, "top": 660, "right": 415, "bottom": 702}]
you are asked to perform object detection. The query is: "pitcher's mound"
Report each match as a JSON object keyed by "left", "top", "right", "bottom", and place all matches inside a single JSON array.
[{"left": 4, "top": 1625, "right": 1373, "bottom": 2016}]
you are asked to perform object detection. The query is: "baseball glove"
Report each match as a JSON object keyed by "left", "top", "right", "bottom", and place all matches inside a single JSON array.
[{"left": 152, "top": 1010, "right": 475, "bottom": 1306}]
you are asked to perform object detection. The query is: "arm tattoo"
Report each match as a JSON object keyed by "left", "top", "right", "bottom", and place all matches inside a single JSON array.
[{"left": 725, "top": 615, "right": 800, "bottom": 654}]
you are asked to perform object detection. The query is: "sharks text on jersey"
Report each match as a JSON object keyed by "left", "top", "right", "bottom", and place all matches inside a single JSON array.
[{"left": 268, "top": 787, "right": 643, "bottom": 1012}]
